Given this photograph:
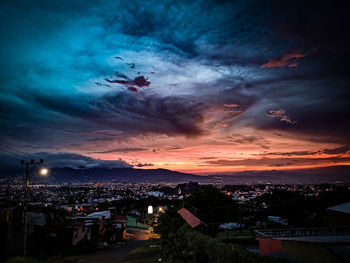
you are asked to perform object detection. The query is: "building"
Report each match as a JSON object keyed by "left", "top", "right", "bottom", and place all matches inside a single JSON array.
[
  {"left": 255, "top": 227, "right": 350, "bottom": 263},
  {"left": 327, "top": 202, "right": 350, "bottom": 227}
]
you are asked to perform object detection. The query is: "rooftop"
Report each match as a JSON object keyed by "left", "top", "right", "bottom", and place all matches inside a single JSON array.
[{"left": 327, "top": 202, "right": 350, "bottom": 214}]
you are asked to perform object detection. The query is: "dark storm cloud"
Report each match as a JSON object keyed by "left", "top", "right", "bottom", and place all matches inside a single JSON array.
[
  {"left": 86, "top": 137, "right": 117, "bottom": 142},
  {"left": 226, "top": 134, "right": 270, "bottom": 150},
  {"left": 322, "top": 145, "right": 350, "bottom": 155},
  {"left": 199, "top": 157, "right": 217, "bottom": 160},
  {"left": 256, "top": 145, "right": 350, "bottom": 157},
  {"left": 262, "top": 151, "right": 320, "bottom": 157},
  {"left": 106, "top": 75, "right": 150, "bottom": 88},
  {"left": 251, "top": 86, "right": 350, "bottom": 143},
  {"left": 90, "top": 148, "right": 147, "bottom": 154},
  {"left": 39, "top": 152, "right": 132, "bottom": 169},
  {"left": 166, "top": 146, "right": 182, "bottom": 150},
  {"left": 0, "top": 92, "right": 206, "bottom": 152},
  {"left": 0, "top": 0, "right": 349, "bottom": 153},
  {"left": 113, "top": 72, "right": 128, "bottom": 79},
  {"left": 97, "top": 91, "right": 205, "bottom": 136},
  {"left": 128, "top": 87, "right": 139, "bottom": 93},
  {"left": 134, "top": 162, "right": 154, "bottom": 167},
  {"left": 203, "top": 156, "right": 350, "bottom": 167},
  {"left": 64, "top": 130, "right": 121, "bottom": 137},
  {"left": 0, "top": 152, "right": 132, "bottom": 169},
  {"left": 228, "top": 134, "right": 261, "bottom": 144}
]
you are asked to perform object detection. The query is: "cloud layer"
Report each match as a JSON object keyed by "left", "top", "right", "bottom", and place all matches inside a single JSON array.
[{"left": 0, "top": 0, "right": 349, "bottom": 172}]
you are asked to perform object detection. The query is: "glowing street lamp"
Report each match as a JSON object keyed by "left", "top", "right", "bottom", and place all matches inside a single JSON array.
[
  {"left": 40, "top": 168, "right": 48, "bottom": 176},
  {"left": 20, "top": 158, "right": 46, "bottom": 256}
]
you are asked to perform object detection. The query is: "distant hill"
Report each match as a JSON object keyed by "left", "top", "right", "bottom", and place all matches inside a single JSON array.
[
  {"left": 0, "top": 165, "right": 349, "bottom": 185},
  {"left": 0, "top": 167, "right": 204, "bottom": 184},
  {"left": 208, "top": 165, "right": 350, "bottom": 185}
]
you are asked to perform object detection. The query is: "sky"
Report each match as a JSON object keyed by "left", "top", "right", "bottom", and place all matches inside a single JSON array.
[{"left": 0, "top": 0, "right": 350, "bottom": 173}]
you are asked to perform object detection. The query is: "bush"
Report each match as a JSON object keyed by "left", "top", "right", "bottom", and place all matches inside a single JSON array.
[
  {"left": 5, "top": 257, "right": 40, "bottom": 263},
  {"left": 160, "top": 225, "right": 289, "bottom": 263}
]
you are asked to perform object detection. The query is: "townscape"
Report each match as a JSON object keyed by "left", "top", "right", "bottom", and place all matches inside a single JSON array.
[
  {"left": 1, "top": 180, "right": 350, "bottom": 262},
  {"left": 1, "top": 0, "right": 350, "bottom": 262}
]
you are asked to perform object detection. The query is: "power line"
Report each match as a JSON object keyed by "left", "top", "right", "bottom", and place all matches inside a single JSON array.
[
  {"left": 0, "top": 148, "right": 23, "bottom": 161},
  {"left": 0, "top": 143, "right": 37, "bottom": 158},
  {"left": 0, "top": 148, "right": 30, "bottom": 161},
  {"left": 0, "top": 143, "right": 37, "bottom": 159}
]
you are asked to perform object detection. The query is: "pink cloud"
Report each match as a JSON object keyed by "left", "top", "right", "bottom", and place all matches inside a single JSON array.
[
  {"left": 261, "top": 51, "right": 304, "bottom": 68},
  {"left": 223, "top": 103, "right": 240, "bottom": 108},
  {"left": 266, "top": 109, "right": 297, "bottom": 124},
  {"left": 288, "top": 62, "right": 298, "bottom": 68}
]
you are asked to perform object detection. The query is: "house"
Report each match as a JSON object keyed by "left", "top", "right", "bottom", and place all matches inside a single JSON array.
[
  {"left": 115, "top": 215, "right": 127, "bottom": 240},
  {"left": 255, "top": 227, "right": 350, "bottom": 263},
  {"left": 327, "top": 202, "right": 350, "bottom": 227},
  {"left": 267, "top": 216, "right": 288, "bottom": 226},
  {"left": 72, "top": 210, "right": 128, "bottom": 246}
]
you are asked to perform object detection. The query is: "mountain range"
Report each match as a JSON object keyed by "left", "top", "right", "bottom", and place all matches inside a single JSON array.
[{"left": 0, "top": 165, "right": 349, "bottom": 185}]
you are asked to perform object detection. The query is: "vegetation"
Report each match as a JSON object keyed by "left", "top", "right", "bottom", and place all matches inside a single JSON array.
[
  {"left": 158, "top": 225, "right": 288, "bottom": 263},
  {"left": 28, "top": 207, "right": 73, "bottom": 257},
  {"left": 7, "top": 185, "right": 349, "bottom": 262},
  {"left": 129, "top": 239, "right": 161, "bottom": 255},
  {"left": 217, "top": 229, "right": 255, "bottom": 243},
  {"left": 124, "top": 239, "right": 162, "bottom": 263},
  {"left": 155, "top": 186, "right": 289, "bottom": 263},
  {"left": 250, "top": 187, "right": 350, "bottom": 227},
  {"left": 5, "top": 258, "right": 40, "bottom": 263},
  {"left": 123, "top": 258, "right": 159, "bottom": 263},
  {"left": 185, "top": 185, "right": 239, "bottom": 232}
]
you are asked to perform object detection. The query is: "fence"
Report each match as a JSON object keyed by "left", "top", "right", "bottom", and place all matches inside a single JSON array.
[{"left": 254, "top": 226, "right": 350, "bottom": 238}]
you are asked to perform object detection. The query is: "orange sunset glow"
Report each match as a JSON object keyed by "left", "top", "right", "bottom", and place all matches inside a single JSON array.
[{"left": 0, "top": 0, "right": 349, "bottom": 177}]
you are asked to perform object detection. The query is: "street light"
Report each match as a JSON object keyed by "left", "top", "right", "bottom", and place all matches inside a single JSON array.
[
  {"left": 40, "top": 168, "right": 48, "bottom": 176},
  {"left": 20, "top": 159, "right": 47, "bottom": 257}
]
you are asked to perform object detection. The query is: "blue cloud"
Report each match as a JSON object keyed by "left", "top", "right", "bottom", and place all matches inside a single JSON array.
[{"left": 0, "top": 0, "right": 349, "bottom": 152}]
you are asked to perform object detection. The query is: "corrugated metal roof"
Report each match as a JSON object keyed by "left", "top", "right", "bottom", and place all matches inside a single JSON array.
[
  {"left": 177, "top": 208, "right": 201, "bottom": 228},
  {"left": 86, "top": 210, "right": 111, "bottom": 219},
  {"left": 327, "top": 202, "right": 350, "bottom": 214}
]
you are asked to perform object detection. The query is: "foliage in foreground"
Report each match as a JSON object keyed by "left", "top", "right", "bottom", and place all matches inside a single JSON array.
[
  {"left": 5, "top": 257, "right": 40, "bottom": 263},
  {"left": 154, "top": 187, "right": 289, "bottom": 262},
  {"left": 160, "top": 225, "right": 289, "bottom": 263},
  {"left": 129, "top": 239, "right": 161, "bottom": 255},
  {"left": 123, "top": 258, "right": 159, "bottom": 263}
]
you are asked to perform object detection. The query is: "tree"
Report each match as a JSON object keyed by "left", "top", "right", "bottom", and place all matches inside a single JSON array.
[{"left": 185, "top": 185, "right": 239, "bottom": 235}]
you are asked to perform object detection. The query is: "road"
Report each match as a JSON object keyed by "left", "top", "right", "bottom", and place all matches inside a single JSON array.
[{"left": 58, "top": 228, "right": 151, "bottom": 263}]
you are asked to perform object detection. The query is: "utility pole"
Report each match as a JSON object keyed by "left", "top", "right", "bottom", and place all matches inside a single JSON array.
[{"left": 21, "top": 159, "right": 43, "bottom": 257}]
